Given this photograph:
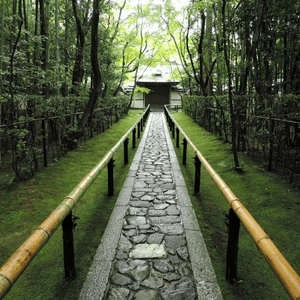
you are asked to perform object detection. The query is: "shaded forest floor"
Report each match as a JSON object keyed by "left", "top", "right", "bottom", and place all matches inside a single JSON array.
[{"left": 171, "top": 112, "right": 300, "bottom": 300}]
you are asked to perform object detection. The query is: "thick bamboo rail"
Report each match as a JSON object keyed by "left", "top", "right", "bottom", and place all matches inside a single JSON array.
[
  {"left": 0, "top": 105, "right": 150, "bottom": 299},
  {"left": 164, "top": 105, "right": 300, "bottom": 300}
]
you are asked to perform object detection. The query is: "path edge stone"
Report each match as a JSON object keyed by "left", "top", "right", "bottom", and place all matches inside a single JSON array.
[
  {"left": 78, "top": 114, "right": 153, "bottom": 300},
  {"left": 162, "top": 113, "right": 224, "bottom": 300}
]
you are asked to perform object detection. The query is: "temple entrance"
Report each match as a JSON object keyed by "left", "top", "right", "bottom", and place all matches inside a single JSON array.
[{"left": 145, "top": 84, "right": 170, "bottom": 111}]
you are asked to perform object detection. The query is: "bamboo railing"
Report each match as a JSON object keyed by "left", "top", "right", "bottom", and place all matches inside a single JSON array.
[
  {"left": 0, "top": 105, "right": 150, "bottom": 299},
  {"left": 164, "top": 105, "right": 300, "bottom": 300}
]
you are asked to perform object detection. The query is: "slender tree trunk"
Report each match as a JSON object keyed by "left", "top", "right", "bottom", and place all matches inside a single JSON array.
[
  {"left": 129, "top": 6, "right": 149, "bottom": 107},
  {"left": 185, "top": 11, "right": 207, "bottom": 96},
  {"left": 55, "top": 0, "right": 60, "bottom": 95},
  {"left": 71, "top": 0, "right": 87, "bottom": 96},
  {"left": 33, "top": 0, "right": 39, "bottom": 67},
  {"left": 205, "top": 10, "right": 213, "bottom": 96},
  {"left": 9, "top": 0, "right": 23, "bottom": 179},
  {"left": 239, "top": 19, "right": 251, "bottom": 95},
  {"left": 0, "top": 0, "right": 4, "bottom": 166},
  {"left": 9, "top": 0, "right": 23, "bottom": 123},
  {"left": 22, "top": 0, "right": 30, "bottom": 63},
  {"left": 39, "top": 0, "right": 49, "bottom": 98},
  {"left": 283, "top": 30, "right": 288, "bottom": 94},
  {"left": 62, "top": 0, "right": 69, "bottom": 97},
  {"left": 222, "top": 0, "right": 240, "bottom": 170},
  {"left": 113, "top": 42, "right": 128, "bottom": 96},
  {"left": 77, "top": 0, "right": 101, "bottom": 132},
  {"left": 39, "top": 0, "right": 49, "bottom": 167},
  {"left": 198, "top": 12, "right": 207, "bottom": 96}
]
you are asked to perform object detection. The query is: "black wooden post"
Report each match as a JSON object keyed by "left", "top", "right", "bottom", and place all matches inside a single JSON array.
[
  {"left": 107, "top": 158, "right": 115, "bottom": 196},
  {"left": 176, "top": 128, "right": 180, "bottom": 148},
  {"left": 138, "top": 122, "right": 141, "bottom": 138},
  {"left": 182, "top": 138, "right": 187, "bottom": 165},
  {"left": 194, "top": 155, "right": 201, "bottom": 195},
  {"left": 132, "top": 128, "right": 136, "bottom": 148},
  {"left": 62, "top": 212, "right": 76, "bottom": 281},
  {"left": 124, "top": 138, "right": 129, "bottom": 165},
  {"left": 140, "top": 118, "right": 143, "bottom": 131},
  {"left": 172, "top": 123, "right": 175, "bottom": 139},
  {"left": 226, "top": 208, "right": 241, "bottom": 283}
]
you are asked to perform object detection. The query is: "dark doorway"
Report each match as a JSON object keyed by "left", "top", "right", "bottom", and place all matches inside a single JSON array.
[{"left": 145, "top": 84, "right": 170, "bottom": 110}]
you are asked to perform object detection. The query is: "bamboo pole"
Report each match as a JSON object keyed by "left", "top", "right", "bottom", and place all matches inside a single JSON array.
[{"left": 164, "top": 105, "right": 300, "bottom": 299}]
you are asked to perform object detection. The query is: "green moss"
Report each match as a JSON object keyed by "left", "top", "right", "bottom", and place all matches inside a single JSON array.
[
  {"left": 171, "top": 112, "right": 300, "bottom": 300},
  {"left": 0, "top": 110, "right": 144, "bottom": 300}
]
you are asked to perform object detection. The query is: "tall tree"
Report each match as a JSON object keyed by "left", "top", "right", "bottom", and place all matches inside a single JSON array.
[
  {"left": 61, "top": 0, "right": 70, "bottom": 97},
  {"left": 0, "top": 0, "right": 4, "bottom": 166},
  {"left": 39, "top": 0, "right": 50, "bottom": 99},
  {"left": 55, "top": 0, "right": 60, "bottom": 95},
  {"left": 9, "top": 0, "right": 23, "bottom": 123},
  {"left": 71, "top": 0, "right": 91, "bottom": 96},
  {"left": 222, "top": 0, "right": 240, "bottom": 170},
  {"left": 77, "top": 0, "right": 101, "bottom": 132}
]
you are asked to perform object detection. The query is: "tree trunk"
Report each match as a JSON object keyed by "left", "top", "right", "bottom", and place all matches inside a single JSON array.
[
  {"left": 185, "top": 11, "right": 207, "bottom": 96},
  {"left": 55, "top": 0, "right": 60, "bottom": 95},
  {"left": 71, "top": 0, "right": 86, "bottom": 96},
  {"left": 39, "top": 0, "right": 49, "bottom": 98},
  {"left": 205, "top": 10, "right": 214, "bottom": 96},
  {"left": 77, "top": 0, "right": 101, "bottom": 132},
  {"left": 62, "top": 0, "right": 70, "bottom": 97},
  {"left": 33, "top": 0, "right": 39, "bottom": 68},
  {"left": 222, "top": 0, "right": 240, "bottom": 170},
  {"left": 39, "top": 0, "right": 50, "bottom": 167},
  {"left": 0, "top": 0, "right": 4, "bottom": 166}
]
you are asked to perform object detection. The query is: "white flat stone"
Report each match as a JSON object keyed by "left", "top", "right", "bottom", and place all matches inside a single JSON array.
[{"left": 129, "top": 243, "right": 167, "bottom": 259}]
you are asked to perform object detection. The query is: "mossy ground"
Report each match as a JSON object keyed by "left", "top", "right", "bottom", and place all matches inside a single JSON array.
[
  {"left": 0, "top": 110, "right": 144, "bottom": 300},
  {"left": 170, "top": 112, "right": 300, "bottom": 300}
]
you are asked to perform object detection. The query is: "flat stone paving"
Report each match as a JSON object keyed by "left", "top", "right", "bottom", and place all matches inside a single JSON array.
[{"left": 79, "top": 113, "right": 223, "bottom": 300}]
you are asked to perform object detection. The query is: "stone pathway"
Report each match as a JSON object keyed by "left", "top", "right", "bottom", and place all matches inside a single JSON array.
[{"left": 79, "top": 113, "right": 223, "bottom": 300}]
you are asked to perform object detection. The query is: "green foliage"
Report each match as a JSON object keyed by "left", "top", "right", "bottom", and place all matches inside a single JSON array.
[
  {"left": 182, "top": 94, "right": 228, "bottom": 126},
  {"left": 0, "top": 93, "right": 131, "bottom": 183},
  {"left": 134, "top": 86, "right": 152, "bottom": 95},
  {"left": 182, "top": 94, "right": 300, "bottom": 184}
]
